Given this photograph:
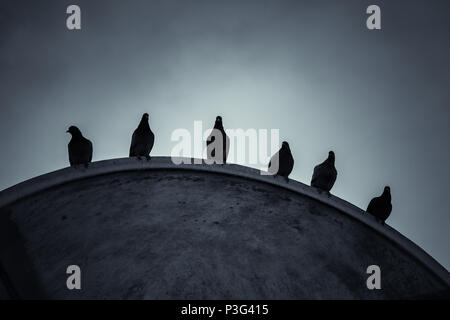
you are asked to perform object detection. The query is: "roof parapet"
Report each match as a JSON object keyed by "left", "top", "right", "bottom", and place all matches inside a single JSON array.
[{"left": 0, "top": 156, "right": 448, "bottom": 286}]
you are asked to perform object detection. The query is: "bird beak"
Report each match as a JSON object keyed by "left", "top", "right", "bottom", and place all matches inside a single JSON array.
[{"left": 66, "top": 130, "right": 69, "bottom": 133}]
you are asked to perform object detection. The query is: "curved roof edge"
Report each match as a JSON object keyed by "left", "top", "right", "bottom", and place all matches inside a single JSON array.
[{"left": 0, "top": 156, "right": 449, "bottom": 286}]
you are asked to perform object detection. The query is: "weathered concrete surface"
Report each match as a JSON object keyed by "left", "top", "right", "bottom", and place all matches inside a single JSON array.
[{"left": 0, "top": 157, "right": 449, "bottom": 299}]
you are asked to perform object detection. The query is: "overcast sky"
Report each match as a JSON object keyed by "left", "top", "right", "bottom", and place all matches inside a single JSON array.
[{"left": 1, "top": 0, "right": 449, "bottom": 270}]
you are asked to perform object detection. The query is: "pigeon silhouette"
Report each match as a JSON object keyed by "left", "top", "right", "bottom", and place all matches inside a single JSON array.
[
  {"left": 206, "top": 116, "right": 230, "bottom": 164},
  {"left": 129, "top": 113, "right": 155, "bottom": 160},
  {"left": 268, "top": 141, "right": 294, "bottom": 182},
  {"left": 67, "top": 126, "right": 93, "bottom": 168},
  {"left": 367, "top": 186, "right": 392, "bottom": 225},
  {"left": 311, "top": 151, "right": 337, "bottom": 193}
]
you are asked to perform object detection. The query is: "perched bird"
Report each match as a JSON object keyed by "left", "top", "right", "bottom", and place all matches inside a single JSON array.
[
  {"left": 367, "top": 186, "right": 392, "bottom": 225},
  {"left": 66, "top": 126, "right": 93, "bottom": 168},
  {"left": 311, "top": 151, "right": 337, "bottom": 193},
  {"left": 129, "top": 113, "right": 155, "bottom": 160},
  {"left": 268, "top": 141, "right": 294, "bottom": 182},
  {"left": 206, "top": 116, "right": 230, "bottom": 164}
]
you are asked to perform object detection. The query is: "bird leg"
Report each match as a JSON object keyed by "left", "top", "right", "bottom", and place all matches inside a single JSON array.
[
  {"left": 284, "top": 176, "right": 289, "bottom": 183},
  {"left": 145, "top": 155, "right": 151, "bottom": 161}
]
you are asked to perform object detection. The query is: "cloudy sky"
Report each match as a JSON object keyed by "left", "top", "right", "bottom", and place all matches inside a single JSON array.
[{"left": 1, "top": 0, "right": 449, "bottom": 270}]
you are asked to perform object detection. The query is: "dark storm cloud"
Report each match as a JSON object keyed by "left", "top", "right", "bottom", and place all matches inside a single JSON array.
[{"left": 0, "top": 0, "right": 449, "bottom": 269}]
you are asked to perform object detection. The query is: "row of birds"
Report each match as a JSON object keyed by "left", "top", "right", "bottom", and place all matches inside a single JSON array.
[{"left": 67, "top": 113, "right": 392, "bottom": 224}]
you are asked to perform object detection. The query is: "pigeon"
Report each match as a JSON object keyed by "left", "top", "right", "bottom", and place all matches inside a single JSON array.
[
  {"left": 66, "top": 126, "right": 93, "bottom": 168},
  {"left": 311, "top": 151, "right": 337, "bottom": 193},
  {"left": 129, "top": 113, "right": 155, "bottom": 160},
  {"left": 268, "top": 141, "right": 294, "bottom": 182},
  {"left": 367, "top": 186, "right": 392, "bottom": 225},
  {"left": 206, "top": 116, "right": 230, "bottom": 164}
]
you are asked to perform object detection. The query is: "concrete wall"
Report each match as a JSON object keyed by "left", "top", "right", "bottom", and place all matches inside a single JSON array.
[{"left": 0, "top": 157, "right": 448, "bottom": 299}]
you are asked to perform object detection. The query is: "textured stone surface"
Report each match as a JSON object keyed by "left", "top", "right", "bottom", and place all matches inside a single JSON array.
[{"left": 1, "top": 165, "right": 448, "bottom": 299}]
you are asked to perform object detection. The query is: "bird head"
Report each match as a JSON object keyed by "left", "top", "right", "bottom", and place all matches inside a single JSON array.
[
  {"left": 142, "top": 113, "right": 149, "bottom": 121},
  {"left": 214, "top": 116, "right": 223, "bottom": 129},
  {"left": 282, "top": 141, "right": 290, "bottom": 150},
  {"left": 383, "top": 186, "right": 391, "bottom": 199},
  {"left": 66, "top": 126, "right": 81, "bottom": 136},
  {"left": 328, "top": 151, "right": 335, "bottom": 162}
]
